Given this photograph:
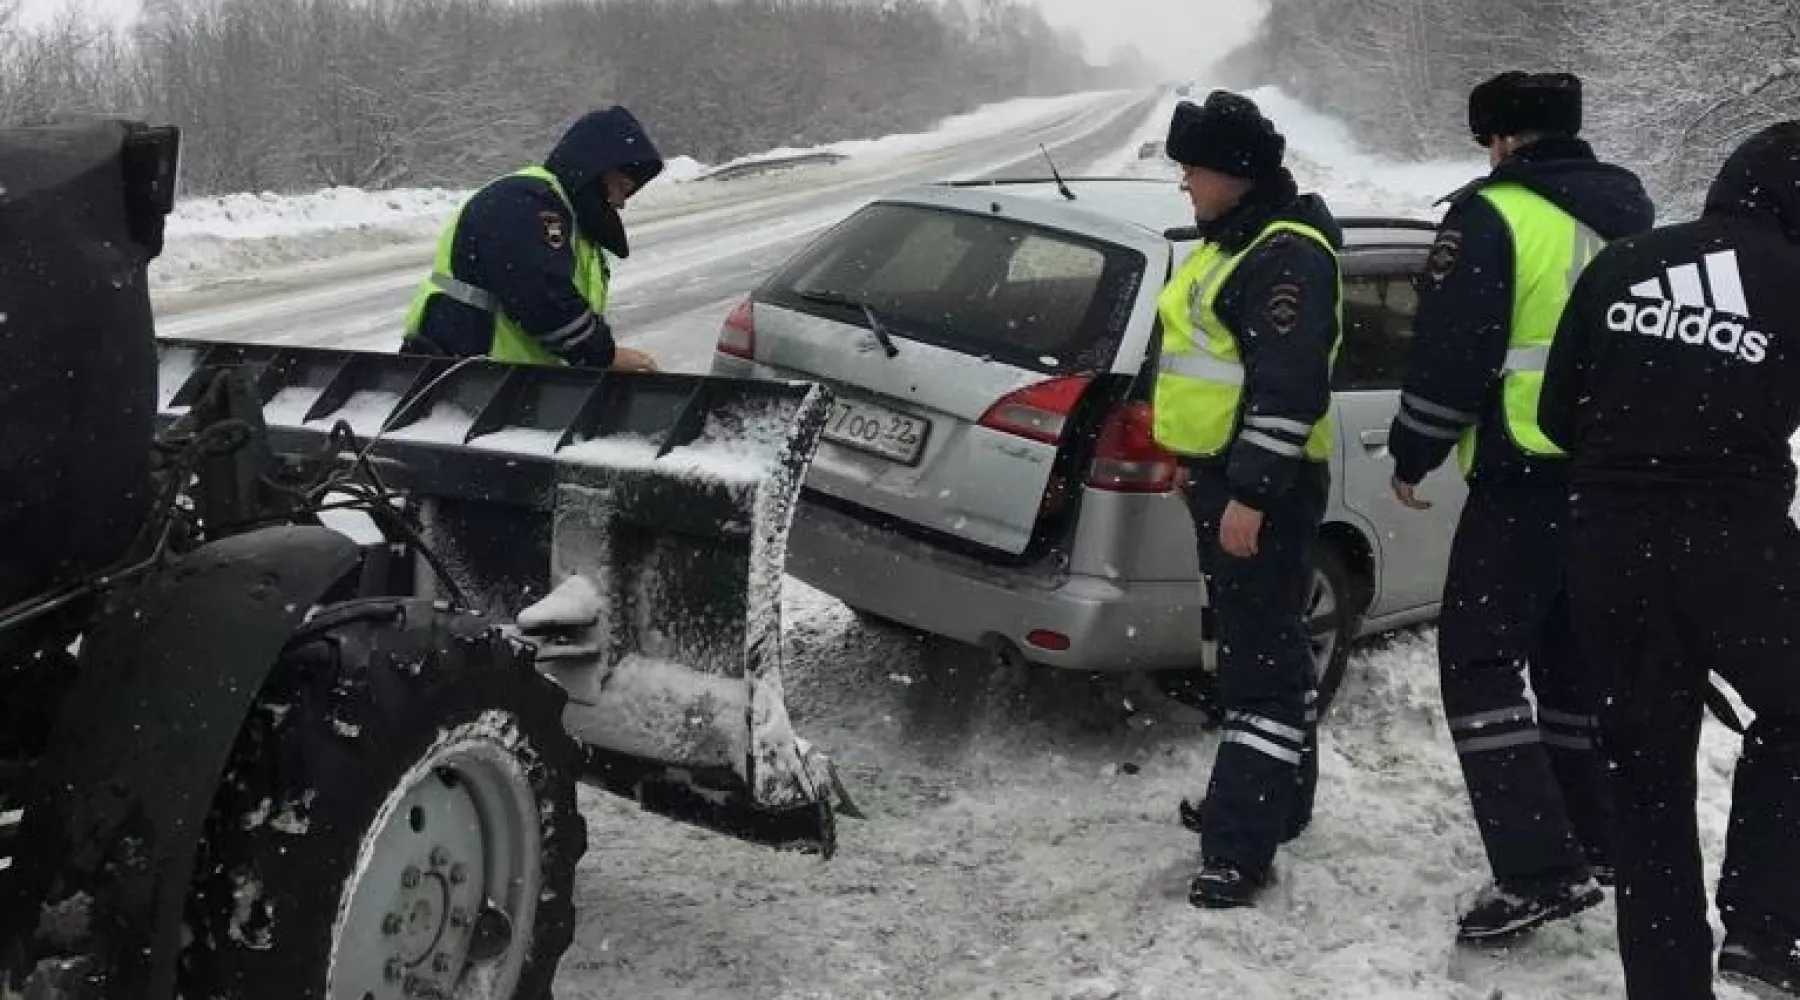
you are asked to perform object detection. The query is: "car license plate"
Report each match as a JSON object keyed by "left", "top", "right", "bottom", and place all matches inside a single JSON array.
[{"left": 821, "top": 397, "right": 928, "bottom": 465}]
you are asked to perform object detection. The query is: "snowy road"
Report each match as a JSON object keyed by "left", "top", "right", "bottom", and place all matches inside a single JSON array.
[{"left": 151, "top": 91, "right": 1161, "bottom": 372}]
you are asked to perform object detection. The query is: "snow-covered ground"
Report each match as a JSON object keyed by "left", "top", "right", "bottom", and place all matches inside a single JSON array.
[
  {"left": 154, "top": 82, "right": 1470, "bottom": 292},
  {"left": 161, "top": 91, "right": 1120, "bottom": 241},
  {"left": 140, "top": 82, "right": 1762, "bottom": 998},
  {"left": 568, "top": 584, "right": 1753, "bottom": 1000},
  {"left": 1090, "top": 86, "right": 1486, "bottom": 218},
  {"left": 550, "top": 88, "right": 1756, "bottom": 1000},
  {"left": 150, "top": 90, "right": 1128, "bottom": 292}
]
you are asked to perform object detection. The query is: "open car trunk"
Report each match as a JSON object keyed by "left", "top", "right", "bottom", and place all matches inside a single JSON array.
[{"left": 731, "top": 195, "right": 1166, "bottom": 560}]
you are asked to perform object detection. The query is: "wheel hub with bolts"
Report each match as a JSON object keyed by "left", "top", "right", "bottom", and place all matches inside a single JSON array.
[{"left": 328, "top": 744, "right": 542, "bottom": 1000}]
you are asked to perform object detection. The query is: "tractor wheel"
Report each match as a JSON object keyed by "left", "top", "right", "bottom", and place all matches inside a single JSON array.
[{"left": 176, "top": 598, "right": 584, "bottom": 1000}]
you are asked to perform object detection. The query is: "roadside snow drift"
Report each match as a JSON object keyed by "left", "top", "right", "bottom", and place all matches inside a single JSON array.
[
  {"left": 149, "top": 90, "right": 1125, "bottom": 292},
  {"left": 1096, "top": 86, "right": 1486, "bottom": 220}
]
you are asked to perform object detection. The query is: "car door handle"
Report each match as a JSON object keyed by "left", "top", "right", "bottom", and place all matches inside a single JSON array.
[{"left": 1359, "top": 429, "right": 1389, "bottom": 451}]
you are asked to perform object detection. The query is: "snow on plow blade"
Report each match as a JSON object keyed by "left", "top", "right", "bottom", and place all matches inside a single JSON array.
[{"left": 153, "top": 337, "right": 845, "bottom": 854}]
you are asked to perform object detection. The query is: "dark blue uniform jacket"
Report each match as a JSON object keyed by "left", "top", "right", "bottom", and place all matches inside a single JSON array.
[
  {"left": 412, "top": 107, "right": 663, "bottom": 366},
  {"left": 1389, "top": 137, "right": 1654, "bottom": 486}
]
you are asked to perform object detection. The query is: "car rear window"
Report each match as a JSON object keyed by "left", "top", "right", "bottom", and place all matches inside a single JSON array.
[{"left": 758, "top": 201, "right": 1146, "bottom": 375}]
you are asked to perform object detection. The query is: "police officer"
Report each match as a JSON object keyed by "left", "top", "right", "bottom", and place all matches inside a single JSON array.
[
  {"left": 402, "top": 105, "right": 663, "bottom": 372},
  {"left": 1385, "top": 71, "right": 1655, "bottom": 941},
  {"left": 1152, "top": 91, "right": 1344, "bottom": 909},
  {"left": 1541, "top": 120, "right": 1800, "bottom": 1000}
]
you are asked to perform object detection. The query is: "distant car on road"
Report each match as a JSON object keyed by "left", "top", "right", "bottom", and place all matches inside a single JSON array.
[{"left": 711, "top": 177, "right": 1464, "bottom": 720}]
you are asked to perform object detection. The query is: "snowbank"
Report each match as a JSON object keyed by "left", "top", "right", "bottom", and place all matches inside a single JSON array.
[
  {"left": 1094, "top": 84, "right": 1488, "bottom": 222},
  {"left": 150, "top": 90, "right": 1124, "bottom": 292},
  {"left": 1247, "top": 86, "right": 1488, "bottom": 219},
  {"left": 722, "top": 90, "right": 1130, "bottom": 168},
  {"left": 165, "top": 187, "right": 470, "bottom": 240}
]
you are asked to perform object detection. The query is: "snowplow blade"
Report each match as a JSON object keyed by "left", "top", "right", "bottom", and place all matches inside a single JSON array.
[{"left": 152, "top": 337, "right": 843, "bottom": 853}]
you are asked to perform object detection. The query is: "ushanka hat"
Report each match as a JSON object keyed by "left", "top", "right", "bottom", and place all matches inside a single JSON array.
[
  {"left": 1469, "top": 71, "right": 1583, "bottom": 146},
  {"left": 1166, "top": 90, "right": 1286, "bottom": 180}
]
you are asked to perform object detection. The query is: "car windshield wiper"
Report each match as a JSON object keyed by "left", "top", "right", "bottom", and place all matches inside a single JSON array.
[{"left": 795, "top": 288, "right": 900, "bottom": 358}]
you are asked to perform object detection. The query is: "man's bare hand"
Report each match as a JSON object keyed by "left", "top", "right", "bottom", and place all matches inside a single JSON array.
[
  {"left": 1390, "top": 476, "right": 1432, "bottom": 510},
  {"left": 1220, "top": 499, "right": 1264, "bottom": 558},
  {"left": 611, "top": 346, "right": 660, "bottom": 373}
]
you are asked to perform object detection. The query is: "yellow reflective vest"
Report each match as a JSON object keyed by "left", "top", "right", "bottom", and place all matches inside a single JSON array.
[
  {"left": 1151, "top": 220, "right": 1342, "bottom": 460},
  {"left": 402, "top": 165, "right": 610, "bottom": 366},
  {"left": 1455, "top": 182, "right": 1605, "bottom": 474}
]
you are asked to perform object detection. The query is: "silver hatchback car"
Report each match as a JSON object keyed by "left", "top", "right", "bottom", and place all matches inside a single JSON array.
[{"left": 710, "top": 177, "right": 1467, "bottom": 717}]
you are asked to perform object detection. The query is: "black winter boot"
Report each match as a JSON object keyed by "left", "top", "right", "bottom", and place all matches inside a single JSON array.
[
  {"left": 1456, "top": 867, "right": 1605, "bottom": 942},
  {"left": 1720, "top": 929, "right": 1800, "bottom": 999},
  {"left": 1189, "top": 858, "right": 1266, "bottom": 909}
]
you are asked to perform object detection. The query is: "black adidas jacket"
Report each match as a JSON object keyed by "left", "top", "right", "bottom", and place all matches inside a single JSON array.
[
  {"left": 1389, "top": 137, "right": 1655, "bottom": 487},
  {"left": 1541, "top": 122, "right": 1800, "bottom": 500},
  {"left": 1177, "top": 168, "right": 1345, "bottom": 509}
]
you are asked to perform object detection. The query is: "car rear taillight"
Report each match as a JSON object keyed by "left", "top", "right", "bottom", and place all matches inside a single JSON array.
[
  {"left": 1086, "top": 402, "right": 1179, "bottom": 493},
  {"left": 717, "top": 299, "right": 756, "bottom": 359},
  {"left": 976, "top": 375, "right": 1094, "bottom": 445}
]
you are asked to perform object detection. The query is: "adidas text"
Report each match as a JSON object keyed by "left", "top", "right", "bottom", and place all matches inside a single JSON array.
[{"left": 1605, "top": 299, "right": 1768, "bottom": 364}]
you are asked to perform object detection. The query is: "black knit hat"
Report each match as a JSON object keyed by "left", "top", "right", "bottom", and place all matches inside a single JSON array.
[
  {"left": 1166, "top": 90, "right": 1285, "bottom": 180},
  {"left": 1469, "top": 72, "right": 1583, "bottom": 146}
]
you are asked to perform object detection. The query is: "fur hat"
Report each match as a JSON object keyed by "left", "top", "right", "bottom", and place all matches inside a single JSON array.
[
  {"left": 1166, "top": 90, "right": 1285, "bottom": 180},
  {"left": 1469, "top": 72, "right": 1583, "bottom": 146}
]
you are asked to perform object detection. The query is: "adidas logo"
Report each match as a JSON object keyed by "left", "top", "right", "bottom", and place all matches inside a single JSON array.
[{"left": 1605, "top": 250, "right": 1768, "bottom": 364}]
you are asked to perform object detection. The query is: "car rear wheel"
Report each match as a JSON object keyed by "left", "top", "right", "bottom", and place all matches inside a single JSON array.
[
  {"left": 1306, "top": 543, "right": 1359, "bottom": 724},
  {"left": 1152, "top": 540, "right": 1361, "bottom": 726}
]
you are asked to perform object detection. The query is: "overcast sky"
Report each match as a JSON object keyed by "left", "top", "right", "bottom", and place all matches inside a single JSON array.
[
  {"left": 16, "top": 0, "right": 1267, "bottom": 77},
  {"left": 1022, "top": 0, "right": 1266, "bottom": 77}
]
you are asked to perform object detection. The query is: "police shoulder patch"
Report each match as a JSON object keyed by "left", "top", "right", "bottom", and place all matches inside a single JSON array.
[
  {"left": 1426, "top": 229, "right": 1464, "bottom": 283},
  {"left": 539, "top": 210, "right": 567, "bottom": 251},
  {"left": 1266, "top": 281, "right": 1302, "bottom": 334}
]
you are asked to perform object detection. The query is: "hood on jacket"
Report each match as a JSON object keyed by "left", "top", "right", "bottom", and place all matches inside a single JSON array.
[
  {"left": 1201, "top": 166, "right": 1346, "bottom": 254},
  {"left": 544, "top": 106, "right": 664, "bottom": 258},
  {"left": 1483, "top": 135, "right": 1656, "bottom": 240},
  {"left": 1703, "top": 120, "right": 1800, "bottom": 245},
  {"left": 546, "top": 105, "right": 663, "bottom": 195}
]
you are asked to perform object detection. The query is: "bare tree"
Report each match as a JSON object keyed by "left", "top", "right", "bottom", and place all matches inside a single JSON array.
[
  {"left": 3, "top": 0, "right": 1112, "bottom": 194},
  {"left": 1229, "top": 0, "right": 1797, "bottom": 210}
]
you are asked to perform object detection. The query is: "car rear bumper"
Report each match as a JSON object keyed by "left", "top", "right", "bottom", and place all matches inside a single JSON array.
[{"left": 786, "top": 495, "right": 1211, "bottom": 672}]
